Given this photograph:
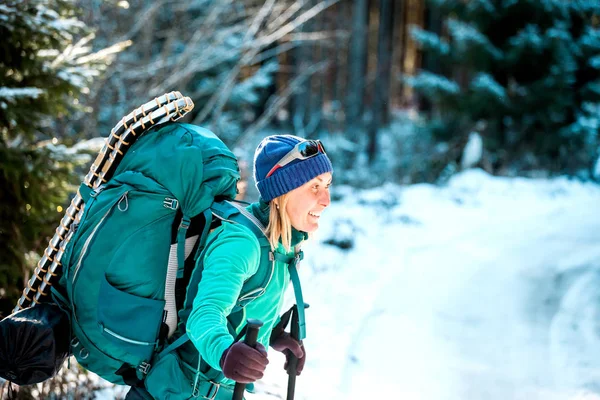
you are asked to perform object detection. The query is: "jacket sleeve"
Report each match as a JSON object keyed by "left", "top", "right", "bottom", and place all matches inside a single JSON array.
[{"left": 186, "top": 223, "right": 261, "bottom": 370}]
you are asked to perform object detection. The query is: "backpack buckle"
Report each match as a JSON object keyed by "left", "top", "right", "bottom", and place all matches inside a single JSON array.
[
  {"left": 163, "top": 198, "right": 179, "bottom": 210},
  {"left": 196, "top": 381, "right": 219, "bottom": 399},
  {"left": 90, "top": 186, "right": 105, "bottom": 198},
  {"left": 138, "top": 361, "right": 151, "bottom": 375}
]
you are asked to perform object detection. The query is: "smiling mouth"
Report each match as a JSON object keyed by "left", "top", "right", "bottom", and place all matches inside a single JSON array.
[{"left": 308, "top": 212, "right": 320, "bottom": 218}]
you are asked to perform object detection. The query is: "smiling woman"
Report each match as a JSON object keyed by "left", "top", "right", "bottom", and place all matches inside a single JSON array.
[
  {"left": 129, "top": 135, "right": 334, "bottom": 400},
  {"left": 255, "top": 135, "right": 333, "bottom": 251}
]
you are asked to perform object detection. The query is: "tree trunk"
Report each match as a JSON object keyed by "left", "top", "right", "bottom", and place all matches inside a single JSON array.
[
  {"left": 394, "top": 0, "right": 407, "bottom": 107},
  {"left": 291, "top": 1, "right": 314, "bottom": 136},
  {"left": 345, "top": 0, "right": 369, "bottom": 141},
  {"left": 306, "top": 0, "right": 326, "bottom": 137},
  {"left": 367, "top": 0, "right": 395, "bottom": 163},
  {"left": 418, "top": 0, "right": 442, "bottom": 113}
]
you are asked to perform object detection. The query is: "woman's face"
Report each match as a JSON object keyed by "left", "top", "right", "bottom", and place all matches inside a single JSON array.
[{"left": 283, "top": 172, "right": 332, "bottom": 233}]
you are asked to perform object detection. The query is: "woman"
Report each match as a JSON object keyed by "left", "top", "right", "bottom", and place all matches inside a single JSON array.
[{"left": 177, "top": 134, "right": 332, "bottom": 399}]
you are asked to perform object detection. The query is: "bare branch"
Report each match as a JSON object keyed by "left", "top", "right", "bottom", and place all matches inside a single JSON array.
[
  {"left": 196, "top": 0, "right": 277, "bottom": 124},
  {"left": 245, "top": 0, "right": 276, "bottom": 43},
  {"left": 254, "top": 0, "right": 340, "bottom": 50},
  {"left": 266, "top": 0, "right": 304, "bottom": 32},
  {"left": 288, "top": 30, "right": 349, "bottom": 43},
  {"left": 236, "top": 61, "right": 330, "bottom": 146},
  {"left": 116, "top": 0, "right": 175, "bottom": 43},
  {"left": 250, "top": 41, "right": 300, "bottom": 65}
]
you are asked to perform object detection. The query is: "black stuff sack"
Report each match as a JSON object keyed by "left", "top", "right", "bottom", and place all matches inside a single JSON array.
[{"left": 0, "top": 303, "right": 70, "bottom": 385}]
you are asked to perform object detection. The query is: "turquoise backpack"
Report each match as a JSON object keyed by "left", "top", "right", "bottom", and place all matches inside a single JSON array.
[{"left": 52, "top": 122, "right": 293, "bottom": 390}]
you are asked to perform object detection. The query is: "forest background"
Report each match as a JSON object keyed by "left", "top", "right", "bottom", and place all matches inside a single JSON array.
[{"left": 1, "top": 0, "right": 599, "bottom": 397}]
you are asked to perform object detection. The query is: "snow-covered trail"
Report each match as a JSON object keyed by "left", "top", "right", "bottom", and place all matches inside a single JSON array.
[{"left": 252, "top": 171, "right": 600, "bottom": 400}]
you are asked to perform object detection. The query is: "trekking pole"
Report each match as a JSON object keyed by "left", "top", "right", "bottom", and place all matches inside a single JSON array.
[
  {"left": 286, "top": 303, "right": 309, "bottom": 400},
  {"left": 233, "top": 319, "right": 263, "bottom": 400}
]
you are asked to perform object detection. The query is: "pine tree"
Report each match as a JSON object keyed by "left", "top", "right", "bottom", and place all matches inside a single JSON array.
[
  {"left": 0, "top": 0, "right": 112, "bottom": 316},
  {"left": 407, "top": 0, "right": 600, "bottom": 175}
]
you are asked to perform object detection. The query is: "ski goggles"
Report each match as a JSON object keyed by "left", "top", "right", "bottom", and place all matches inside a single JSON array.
[{"left": 266, "top": 139, "right": 327, "bottom": 178}]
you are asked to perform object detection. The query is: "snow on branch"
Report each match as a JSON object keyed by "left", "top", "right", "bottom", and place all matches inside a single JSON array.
[
  {"left": 405, "top": 72, "right": 461, "bottom": 97},
  {"left": 470, "top": 73, "right": 507, "bottom": 101},
  {"left": 0, "top": 87, "right": 45, "bottom": 102},
  {"left": 466, "top": 0, "right": 496, "bottom": 14},
  {"left": 447, "top": 19, "right": 503, "bottom": 60},
  {"left": 589, "top": 55, "right": 600, "bottom": 69},
  {"left": 410, "top": 26, "right": 450, "bottom": 55},
  {"left": 509, "top": 24, "right": 545, "bottom": 54}
]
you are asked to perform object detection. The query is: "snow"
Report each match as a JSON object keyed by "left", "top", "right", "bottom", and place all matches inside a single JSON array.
[
  {"left": 53, "top": 169, "right": 600, "bottom": 399},
  {"left": 248, "top": 169, "right": 600, "bottom": 400},
  {"left": 461, "top": 132, "right": 483, "bottom": 169}
]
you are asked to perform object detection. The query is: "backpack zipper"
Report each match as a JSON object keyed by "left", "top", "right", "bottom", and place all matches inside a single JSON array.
[{"left": 101, "top": 325, "right": 155, "bottom": 346}]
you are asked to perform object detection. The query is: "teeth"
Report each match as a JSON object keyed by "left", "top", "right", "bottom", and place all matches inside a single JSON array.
[{"left": 309, "top": 212, "right": 320, "bottom": 217}]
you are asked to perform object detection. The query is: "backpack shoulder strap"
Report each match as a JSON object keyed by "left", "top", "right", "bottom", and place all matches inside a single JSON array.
[
  {"left": 178, "top": 201, "right": 269, "bottom": 325},
  {"left": 211, "top": 200, "right": 270, "bottom": 247},
  {"left": 215, "top": 201, "right": 274, "bottom": 306}
]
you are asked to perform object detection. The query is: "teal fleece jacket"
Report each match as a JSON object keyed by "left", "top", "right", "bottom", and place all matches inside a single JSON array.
[{"left": 186, "top": 201, "right": 307, "bottom": 384}]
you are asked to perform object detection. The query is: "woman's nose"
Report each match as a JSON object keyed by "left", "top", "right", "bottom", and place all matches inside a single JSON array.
[{"left": 320, "top": 189, "right": 331, "bottom": 207}]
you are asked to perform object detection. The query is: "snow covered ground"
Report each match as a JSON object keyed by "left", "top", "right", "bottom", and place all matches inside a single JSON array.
[{"left": 248, "top": 169, "right": 600, "bottom": 400}]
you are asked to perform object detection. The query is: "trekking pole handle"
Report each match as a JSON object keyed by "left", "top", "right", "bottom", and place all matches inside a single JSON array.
[{"left": 232, "top": 319, "right": 263, "bottom": 400}]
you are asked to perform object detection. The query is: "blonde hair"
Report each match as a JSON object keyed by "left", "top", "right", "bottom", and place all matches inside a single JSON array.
[{"left": 265, "top": 193, "right": 292, "bottom": 252}]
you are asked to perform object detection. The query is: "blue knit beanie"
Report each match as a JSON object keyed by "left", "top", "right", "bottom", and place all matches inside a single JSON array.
[{"left": 254, "top": 135, "right": 333, "bottom": 202}]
